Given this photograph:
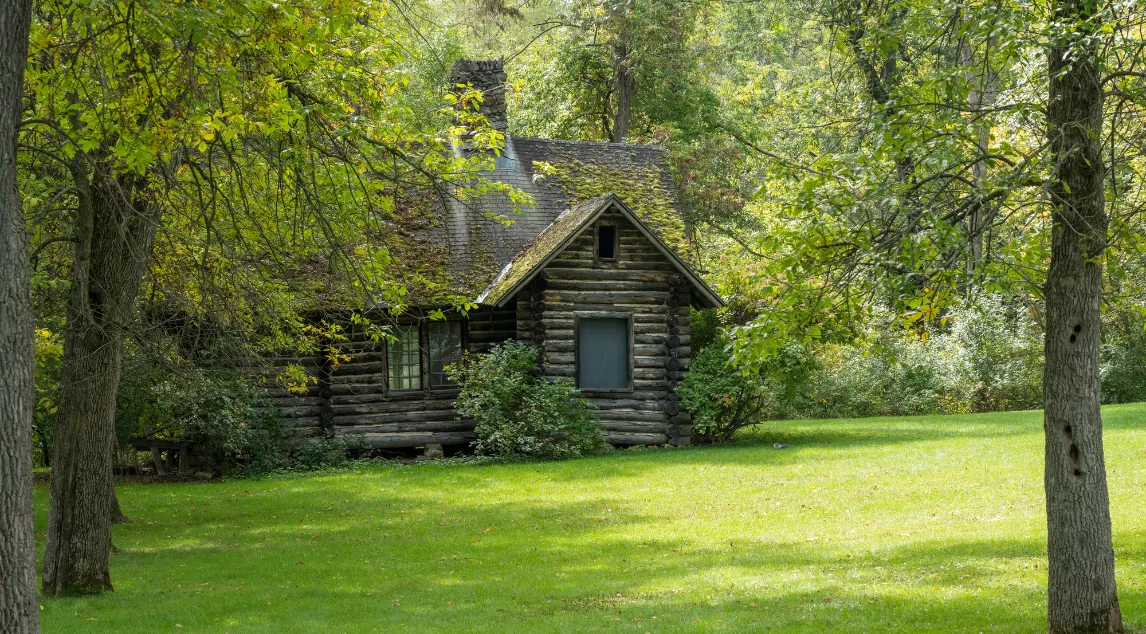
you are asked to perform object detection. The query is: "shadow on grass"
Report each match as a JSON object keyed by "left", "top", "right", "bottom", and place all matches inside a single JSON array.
[
  {"left": 33, "top": 404, "right": 1146, "bottom": 633},
  {"left": 39, "top": 472, "right": 1143, "bottom": 633}
]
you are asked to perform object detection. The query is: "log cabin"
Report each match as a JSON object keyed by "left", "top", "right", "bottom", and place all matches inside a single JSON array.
[{"left": 264, "top": 60, "right": 723, "bottom": 450}]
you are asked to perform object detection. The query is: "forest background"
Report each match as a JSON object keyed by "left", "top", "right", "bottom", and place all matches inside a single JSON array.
[{"left": 25, "top": 0, "right": 1145, "bottom": 469}]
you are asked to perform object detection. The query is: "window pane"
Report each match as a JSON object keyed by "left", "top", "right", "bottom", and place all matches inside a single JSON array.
[
  {"left": 597, "top": 225, "right": 616, "bottom": 259},
  {"left": 429, "top": 321, "right": 463, "bottom": 387},
  {"left": 578, "top": 318, "right": 628, "bottom": 389},
  {"left": 387, "top": 325, "right": 421, "bottom": 391}
]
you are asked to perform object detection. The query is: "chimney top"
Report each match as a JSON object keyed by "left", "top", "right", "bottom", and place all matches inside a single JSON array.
[{"left": 450, "top": 59, "right": 508, "bottom": 132}]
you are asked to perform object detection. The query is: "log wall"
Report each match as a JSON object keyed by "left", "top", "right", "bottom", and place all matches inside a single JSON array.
[
  {"left": 533, "top": 211, "right": 692, "bottom": 446},
  {"left": 260, "top": 212, "right": 695, "bottom": 449}
]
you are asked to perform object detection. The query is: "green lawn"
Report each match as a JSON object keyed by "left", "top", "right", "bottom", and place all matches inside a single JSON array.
[{"left": 35, "top": 404, "right": 1146, "bottom": 633}]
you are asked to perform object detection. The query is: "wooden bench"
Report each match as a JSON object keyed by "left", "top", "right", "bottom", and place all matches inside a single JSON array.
[{"left": 131, "top": 438, "right": 194, "bottom": 476}]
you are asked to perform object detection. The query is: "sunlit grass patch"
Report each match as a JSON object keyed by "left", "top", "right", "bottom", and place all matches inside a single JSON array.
[{"left": 36, "top": 403, "right": 1146, "bottom": 633}]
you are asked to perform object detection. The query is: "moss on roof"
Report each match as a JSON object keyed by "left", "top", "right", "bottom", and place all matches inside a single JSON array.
[
  {"left": 547, "top": 159, "right": 687, "bottom": 252},
  {"left": 477, "top": 195, "right": 612, "bottom": 305}
]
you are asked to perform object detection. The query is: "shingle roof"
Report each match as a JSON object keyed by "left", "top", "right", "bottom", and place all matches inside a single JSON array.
[
  {"left": 425, "top": 136, "right": 687, "bottom": 298},
  {"left": 476, "top": 194, "right": 723, "bottom": 309}
]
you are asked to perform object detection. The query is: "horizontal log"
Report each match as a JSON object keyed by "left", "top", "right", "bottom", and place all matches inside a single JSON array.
[
  {"left": 345, "top": 431, "right": 477, "bottom": 448},
  {"left": 582, "top": 390, "right": 666, "bottom": 399},
  {"left": 544, "top": 292, "right": 670, "bottom": 305},
  {"left": 468, "top": 319, "right": 517, "bottom": 332},
  {"left": 544, "top": 267, "right": 672, "bottom": 282},
  {"left": 547, "top": 259, "right": 675, "bottom": 272},
  {"left": 547, "top": 280, "right": 671, "bottom": 293},
  {"left": 555, "top": 251, "right": 671, "bottom": 263},
  {"left": 467, "top": 330, "right": 517, "bottom": 344},
  {"left": 330, "top": 372, "right": 384, "bottom": 385},
  {"left": 332, "top": 361, "right": 384, "bottom": 376},
  {"left": 330, "top": 384, "right": 385, "bottom": 397},
  {"left": 280, "top": 418, "right": 324, "bottom": 430},
  {"left": 601, "top": 421, "right": 670, "bottom": 434},
  {"left": 540, "top": 305, "right": 671, "bottom": 318},
  {"left": 544, "top": 365, "right": 574, "bottom": 377},
  {"left": 634, "top": 357, "right": 667, "bottom": 369},
  {"left": 605, "top": 431, "right": 667, "bottom": 446},
  {"left": 595, "top": 410, "right": 668, "bottom": 423},
  {"left": 545, "top": 353, "right": 575, "bottom": 365},
  {"left": 542, "top": 340, "right": 574, "bottom": 353},
  {"left": 332, "top": 350, "right": 385, "bottom": 363},
  {"left": 584, "top": 399, "right": 666, "bottom": 411},
  {"left": 272, "top": 405, "right": 323, "bottom": 419},
  {"left": 332, "top": 420, "right": 471, "bottom": 435},
  {"left": 335, "top": 409, "right": 463, "bottom": 426},
  {"left": 332, "top": 398, "right": 456, "bottom": 415}
]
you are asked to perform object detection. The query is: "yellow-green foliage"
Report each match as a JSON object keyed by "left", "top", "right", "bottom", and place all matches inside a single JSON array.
[{"left": 549, "top": 159, "right": 687, "bottom": 251}]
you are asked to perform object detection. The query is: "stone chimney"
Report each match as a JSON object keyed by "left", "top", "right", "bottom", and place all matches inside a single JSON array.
[{"left": 450, "top": 59, "right": 508, "bottom": 132}]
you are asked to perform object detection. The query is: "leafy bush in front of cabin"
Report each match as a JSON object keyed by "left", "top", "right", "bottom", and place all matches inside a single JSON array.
[
  {"left": 114, "top": 344, "right": 349, "bottom": 475},
  {"left": 449, "top": 340, "right": 605, "bottom": 460},
  {"left": 678, "top": 341, "right": 773, "bottom": 443}
]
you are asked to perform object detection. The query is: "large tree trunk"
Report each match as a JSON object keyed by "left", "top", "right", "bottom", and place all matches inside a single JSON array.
[
  {"left": 1043, "top": 1, "right": 1122, "bottom": 632},
  {"left": 610, "top": 40, "right": 635, "bottom": 143},
  {"left": 0, "top": 1, "right": 40, "bottom": 631},
  {"left": 41, "top": 168, "right": 158, "bottom": 596}
]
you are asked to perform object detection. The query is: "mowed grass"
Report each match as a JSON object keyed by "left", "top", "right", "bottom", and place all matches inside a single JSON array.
[{"left": 35, "top": 404, "right": 1146, "bottom": 633}]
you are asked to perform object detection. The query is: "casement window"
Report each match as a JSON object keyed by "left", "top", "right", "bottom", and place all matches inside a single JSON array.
[
  {"left": 386, "top": 320, "right": 466, "bottom": 392},
  {"left": 576, "top": 316, "right": 631, "bottom": 391},
  {"left": 387, "top": 325, "right": 422, "bottom": 391},
  {"left": 428, "top": 321, "right": 463, "bottom": 387},
  {"left": 596, "top": 224, "right": 617, "bottom": 260}
]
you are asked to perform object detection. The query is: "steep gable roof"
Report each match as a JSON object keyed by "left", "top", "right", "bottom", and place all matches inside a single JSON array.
[
  {"left": 476, "top": 194, "right": 723, "bottom": 309},
  {"left": 425, "top": 136, "right": 686, "bottom": 298}
]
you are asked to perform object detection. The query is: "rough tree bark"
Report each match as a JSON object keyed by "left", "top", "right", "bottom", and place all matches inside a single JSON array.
[
  {"left": 0, "top": 1, "right": 40, "bottom": 631},
  {"left": 1043, "top": 1, "right": 1122, "bottom": 632},
  {"left": 611, "top": 40, "right": 635, "bottom": 143},
  {"left": 41, "top": 167, "right": 159, "bottom": 596}
]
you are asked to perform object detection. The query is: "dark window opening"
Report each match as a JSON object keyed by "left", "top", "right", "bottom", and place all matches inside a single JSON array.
[
  {"left": 429, "top": 321, "right": 463, "bottom": 387},
  {"left": 387, "top": 325, "right": 421, "bottom": 391},
  {"left": 577, "top": 317, "right": 629, "bottom": 390},
  {"left": 597, "top": 224, "right": 617, "bottom": 260}
]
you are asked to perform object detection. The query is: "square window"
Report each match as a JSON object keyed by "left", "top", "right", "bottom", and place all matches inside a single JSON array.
[
  {"left": 429, "top": 321, "right": 463, "bottom": 387},
  {"left": 387, "top": 325, "right": 421, "bottom": 391},
  {"left": 597, "top": 225, "right": 617, "bottom": 260},
  {"left": 577, "top": 317, "right": 629, "bottom": 390}
]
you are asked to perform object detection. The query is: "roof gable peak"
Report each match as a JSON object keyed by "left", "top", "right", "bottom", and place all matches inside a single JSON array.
[{"left": 477, "top": 193, "right": 722, "bottom": 308}]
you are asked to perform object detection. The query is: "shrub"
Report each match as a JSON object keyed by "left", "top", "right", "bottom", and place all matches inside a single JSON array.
[
  {"left": 449, "top": 341, "right": 605, "bottom": 460},
  {"left": 803, "top": 298, "right": 1043, "bottom": 417},
  {"left": 115, "top": 347, "right": 349, "bottom": 475},
  {"left": 678, "top": 341, "right": 772, "bottom": 443},
  {"left": 1102, "top": 309, "right": 1146, "bottom": 404}
]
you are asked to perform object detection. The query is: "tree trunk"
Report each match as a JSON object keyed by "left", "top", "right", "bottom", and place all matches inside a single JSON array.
[
  {"left": 1044, "top": 1, "right": 1122, "bottom": 631},
  {"left": 611, "top": 40, "right": 635, "bottom": 143},
  {"left": 0, "top": 1, "right": 40, "bottom": 631},
  {"left": 42, "top": 168, "right": 158, "bottom": 596},
  {"left": 961, "top": 37, "right": 996, "bottom": 273}
]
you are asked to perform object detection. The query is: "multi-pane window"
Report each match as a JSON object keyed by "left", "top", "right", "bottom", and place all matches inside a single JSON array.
[
  {"left": 577, "top": 317, "right": 629, "bottom": 390},
  {"left": 387, "top": 325, "right": 421, "bottom": 391},
  {"left": 428, "top": 321, "right": 463, "bottom": 387}
]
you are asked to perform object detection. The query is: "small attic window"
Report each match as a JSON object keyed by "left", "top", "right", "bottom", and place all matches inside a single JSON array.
[{"left": 596, "top": 225, "right": 617, "bottom": 260}]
